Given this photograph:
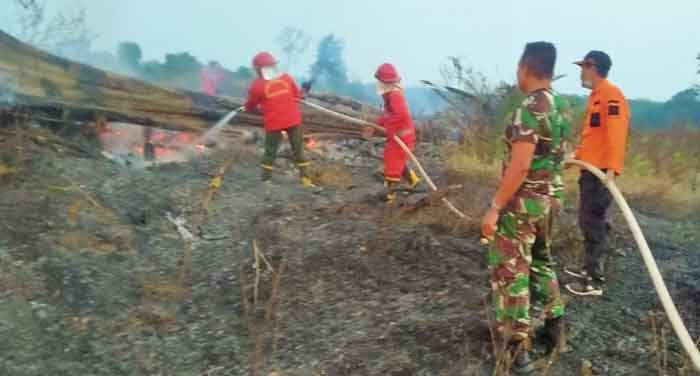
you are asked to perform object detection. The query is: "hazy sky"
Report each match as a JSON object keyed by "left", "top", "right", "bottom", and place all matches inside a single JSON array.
[{"left": 10, "top": 1, "right": 700, "bottom": 100}]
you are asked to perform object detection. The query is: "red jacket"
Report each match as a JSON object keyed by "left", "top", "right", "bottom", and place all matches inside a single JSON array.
[
  {"left": 378, "top": 90, "right": 415, "bottom": 141},
  {"left": 244, "top": 74, "right": 303, "bottom": 132}
]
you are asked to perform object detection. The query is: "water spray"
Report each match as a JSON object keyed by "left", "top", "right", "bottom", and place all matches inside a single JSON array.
[{"left": 197, "top": 106, "right": 245, "bottom": 145}]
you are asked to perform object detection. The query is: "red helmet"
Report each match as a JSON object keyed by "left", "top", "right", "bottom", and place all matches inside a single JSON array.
[
  {"left": 252, "top": 52, "right": 277, "bottom": 69},
  {"left": 375, "top": 63, "right": 401, "bottom": 83}
]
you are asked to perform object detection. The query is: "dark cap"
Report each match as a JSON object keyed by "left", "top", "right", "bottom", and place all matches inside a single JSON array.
[{"left": 574, "top": 50, "right": 612, "bottom": 74}]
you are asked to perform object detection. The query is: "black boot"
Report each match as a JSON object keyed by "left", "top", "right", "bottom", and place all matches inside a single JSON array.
[
  {"left": 537, "top": 316, "right": 566, "bottom": 354},
  {"left": 511, "top": 349, "right": 536, "bottom": 375},
  {"left": 261, "top": 167, "right": 273, "bottom": 182}
]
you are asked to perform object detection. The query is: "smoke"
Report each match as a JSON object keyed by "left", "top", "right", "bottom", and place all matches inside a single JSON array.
[{"left": 0, "top": 72, "right": 18, "bottom": 107}]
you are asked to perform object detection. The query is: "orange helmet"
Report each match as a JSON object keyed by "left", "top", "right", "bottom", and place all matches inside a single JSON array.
[
  {"left": 252, "top": 52, "right": 277, "bottom": 69},
  {"left": 375, "top": 63, "right": 401, "bottom": 84}
]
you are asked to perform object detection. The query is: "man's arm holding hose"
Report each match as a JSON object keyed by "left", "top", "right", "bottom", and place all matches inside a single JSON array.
[
  {"left": 481, "top": 141, "right": 536, "bottom": 239},
  {"left": 243, "top": 82, "right": 262, "bottom": 112}
]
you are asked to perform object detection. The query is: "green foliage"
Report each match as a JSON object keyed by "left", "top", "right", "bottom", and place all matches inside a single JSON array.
[
  {"left": 630, "top": 87, "right": 700, "bottom": 129},
  {"left": 310, "top": 34, "right": 349, "bottom": 92},
  {"left": 110, "top": 42, "right": 254, "bottom": 95},
  {"left": 234, "top": 66, "right": 254, "bottom": 80},
  {"left": 160, "top": 52, "right": 202, "bottom": 89},
  {"left": 275, "top": 27, "right": 311, "bottom": 74},
  {"left": 117, "top": 42, "right": 142, "bottom": 74}
]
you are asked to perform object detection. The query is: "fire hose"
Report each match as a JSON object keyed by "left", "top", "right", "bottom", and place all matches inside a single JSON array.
[
  {"left": 566, "top": 159, "right": 700, "bottom": 371},
  {"left": 301, "top": 100, "right": 700, "bottom": 370},
  {"left": 300, "top": 99, "right": 466, "bottom": 219}
]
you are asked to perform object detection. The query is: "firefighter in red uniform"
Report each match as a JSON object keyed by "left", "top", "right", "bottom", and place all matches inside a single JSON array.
[
  {"left": 364, "top": 63, "right": 421, "bottom": 202},
  {"left": 244, "top": 52, "right": 314, "bottom": 187}
]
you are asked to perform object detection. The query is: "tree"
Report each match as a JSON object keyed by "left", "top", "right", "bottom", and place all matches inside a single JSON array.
[
  {"left": 9, "top": 0, "right": 95, "bottom": 60},
  {"left": 117, "top": 42, "right": 143, "bottom": 74},
  {"left": 275, "top": 27, "right": 311, "bottom": 74},
  {"left": 310, "top": 34, "right": 349, "bottom": 92},
  {"left": 663, "top": 87, "right": 700, "bottom": 125},
  {"left": 437, "top": 56, "right": 513, "bottom": 129}
]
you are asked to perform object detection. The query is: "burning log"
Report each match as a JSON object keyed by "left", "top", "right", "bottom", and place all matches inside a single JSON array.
[{"left": 0, "top": 29, "right": 378, "bottom": 137}]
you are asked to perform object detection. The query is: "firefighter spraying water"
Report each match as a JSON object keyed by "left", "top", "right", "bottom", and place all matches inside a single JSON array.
[{"left": 243, "top": 52, "right": 316, "bottom": 188}]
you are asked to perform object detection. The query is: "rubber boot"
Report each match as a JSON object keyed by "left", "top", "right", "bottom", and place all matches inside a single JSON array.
[
  {"left": 261, "top": 165, "right": 274, "bottom": 182},
  {"left": 403, "top": 169, "right": 421, "bottom": 189},
  {"left": 511, "top": 350, "right": 536, "bottom": 375},
  {"left": 505, "top": 338, "right": 536, "bottom": 375},
  {"left": 384, "top": 179, "right": 398, "bottom": 203},
  {"left": 537, "top": 316, "right": 566, "bottom": 354},
  {"left": 298, "top": 164, "right": 317, "bottom": 188},
  {"left": 301, "top": 176, "right": 317, "bottom": 188}
]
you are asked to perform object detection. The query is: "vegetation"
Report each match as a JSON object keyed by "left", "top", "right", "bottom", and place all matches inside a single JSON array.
[
  {"left": 274, "top": 27, "right": 311, "bottom": 74},
  {"left": 437, "top": 61, "right": 700, "bottom": 225}
]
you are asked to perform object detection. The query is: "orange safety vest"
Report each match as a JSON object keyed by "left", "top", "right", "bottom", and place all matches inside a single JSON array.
[{"left": 575, "top": 79, "right": 630, "bottom": 174}]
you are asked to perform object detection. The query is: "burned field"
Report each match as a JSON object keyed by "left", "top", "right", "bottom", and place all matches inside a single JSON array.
[
  {"left": 0, "top": 120, "right": 698, "bottom": 376},
  {"left": 1, "top": 25, "right": 700, "bottom": 376}
]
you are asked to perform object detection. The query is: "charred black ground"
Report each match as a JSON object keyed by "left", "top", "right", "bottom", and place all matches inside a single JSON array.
[{"left": 0, "top": 124, "right": 698, "bottom": 375}]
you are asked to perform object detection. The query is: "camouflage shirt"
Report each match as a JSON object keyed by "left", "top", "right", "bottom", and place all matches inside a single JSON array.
[{"left": 503, "top": 88, "right": 572, "bottom": 200}]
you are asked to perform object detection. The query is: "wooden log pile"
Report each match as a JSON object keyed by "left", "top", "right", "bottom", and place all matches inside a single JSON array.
[{"left": 0, "top": 29, "right": 379, "bottom": 137}]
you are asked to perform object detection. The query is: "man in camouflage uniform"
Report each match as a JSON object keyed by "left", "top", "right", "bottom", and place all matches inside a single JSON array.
[{"left": 481, "top": 41, "right": 572, "bottom": 374}]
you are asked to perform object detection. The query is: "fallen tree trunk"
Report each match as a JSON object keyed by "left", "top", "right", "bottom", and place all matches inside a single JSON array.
[{"left": 0, "top": 29, "right": 378, "bottom": 136}]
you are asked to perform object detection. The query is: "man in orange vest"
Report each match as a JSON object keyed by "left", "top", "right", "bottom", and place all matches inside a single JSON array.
[
  {"left": 244, "top": 52, "right": 315, "bottom": 187},
  {"left": 565, "top": 51, "right": 630, "bottom": 296}
]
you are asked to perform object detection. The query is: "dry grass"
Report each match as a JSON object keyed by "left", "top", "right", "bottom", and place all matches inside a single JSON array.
[
  {"left": 310, "top": 161, "right": 354, "bottom": 189},
  {"left": 391, "top": 143, "right": 500, "bottom": 236},
  {"left": 645, "top": 310, "right": 700, "bottom": 375},
  {"left": 240, "top": 242, "right": 286, "bottom": 376},
  {"left": 619, "top": 127, "right": 700, "bottom": 220},
  {"left": 437, "top": 125, "right": 700, "bottom": 259},
  {"left": 141, "top": 277, "right": 187, "bottom": 302}
]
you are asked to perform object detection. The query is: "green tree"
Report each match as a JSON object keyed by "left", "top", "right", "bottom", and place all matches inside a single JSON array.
[
  {"left": 663, "top": 87, "right": 700, "bottom": 125},
  {"left": 117, "top": 42, "right": 142, "bottom": 74},
  {"left": 275, "top": 27, "right": 311, "bottom": 74},
  {"left": 9, "top": 0, "right": 95, "bottom": 61},
  {"left": 310, "top": 34, "right": 348, "bottom": 91}
]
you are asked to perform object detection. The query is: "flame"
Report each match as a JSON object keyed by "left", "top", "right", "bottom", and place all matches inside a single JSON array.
[
  {"left": 304, "top": 136, "right": 318, "bottom": 150},
  {"left": 99, "top": 122, "right": 208, "bottom": 163}
]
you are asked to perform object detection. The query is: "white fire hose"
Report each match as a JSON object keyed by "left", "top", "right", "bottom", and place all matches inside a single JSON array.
[
  {"left": 300, "top": 99, "right": 466, "bottom": 219},
  {"left": 566, "top": 159, "right": 700, "bottom": 370},
  {"left": 301, "top": 99, "right": 700, "bottom": 370}
]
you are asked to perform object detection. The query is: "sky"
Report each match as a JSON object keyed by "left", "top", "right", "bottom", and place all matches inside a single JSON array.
[{"left": 6, "top": 0, "right": 700, "bottom": 101}]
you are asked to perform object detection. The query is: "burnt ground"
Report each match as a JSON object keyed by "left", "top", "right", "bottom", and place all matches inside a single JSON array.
[{"left": 0, "top": 126, "right": 699, "bottom": 375}]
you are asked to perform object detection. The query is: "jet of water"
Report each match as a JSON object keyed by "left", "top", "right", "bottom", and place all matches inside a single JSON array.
[{"left": 197, "top": 106, "right": 245, "bottom": 145}]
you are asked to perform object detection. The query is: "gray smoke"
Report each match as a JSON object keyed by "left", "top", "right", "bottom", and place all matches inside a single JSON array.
[{"left": 0, "top": 72, "right": 17, "bottom": 107}]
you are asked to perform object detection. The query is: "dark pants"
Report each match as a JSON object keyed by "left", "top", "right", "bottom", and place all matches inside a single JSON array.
[
  {"left": 578, "top": 170, "right": 613, "bottom": 280},
  {"left": 262, "top": 125, "right": 309, "bottom": 177}
]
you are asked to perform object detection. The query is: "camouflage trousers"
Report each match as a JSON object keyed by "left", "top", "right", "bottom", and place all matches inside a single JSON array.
[{"left": 487, "top": 193, "right": 565, "bottom": 341}]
